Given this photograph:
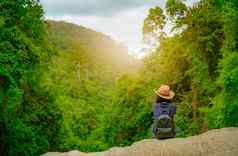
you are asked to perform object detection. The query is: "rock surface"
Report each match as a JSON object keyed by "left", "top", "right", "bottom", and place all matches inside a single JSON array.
[{"left": 42, "top": 127, "right": 238, "bottom": 156}]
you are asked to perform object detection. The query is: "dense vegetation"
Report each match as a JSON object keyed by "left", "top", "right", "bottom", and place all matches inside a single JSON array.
[
  {"left": 0, "top": 0, "right": 238, "bottom": 156},
  {"left": 141, "top": 0, "right": 238, "bottom": 136},
  {"left": 42, "top": 21, "right": 140, "bottom": 151},
  {"left": 0, "top": 0, "right": 61, "bottom": 155}
]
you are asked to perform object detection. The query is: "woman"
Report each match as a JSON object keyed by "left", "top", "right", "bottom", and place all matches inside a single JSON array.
[{"left": 152, "top": 84, "right": 176, "bottom": 139}]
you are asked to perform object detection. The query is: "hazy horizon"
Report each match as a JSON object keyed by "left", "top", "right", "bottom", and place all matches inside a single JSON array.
[{"left": 41, "top": 0, "right": 196, "bottom": 57}]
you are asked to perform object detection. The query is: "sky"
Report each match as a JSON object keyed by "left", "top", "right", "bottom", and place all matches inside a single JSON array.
[{"left": 41, "top": 0, "right": 196, "bottom": 57}]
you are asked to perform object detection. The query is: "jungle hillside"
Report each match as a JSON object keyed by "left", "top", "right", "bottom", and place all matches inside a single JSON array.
[{"left": 0, "top": 0, "right": 238, "bottom": 156}]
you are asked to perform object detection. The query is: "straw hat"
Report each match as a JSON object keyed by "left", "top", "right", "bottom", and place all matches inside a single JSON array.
[{"left": 154, "top": 85, "right": 175, "bottom": 100}]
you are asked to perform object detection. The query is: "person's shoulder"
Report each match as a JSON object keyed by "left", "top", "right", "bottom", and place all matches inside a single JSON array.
[
  {"left": 153, "top": 102, "right": 161, "bottom": 107},
  {"left": 154, "top": 102, "right": 160, "bottom": 106}
]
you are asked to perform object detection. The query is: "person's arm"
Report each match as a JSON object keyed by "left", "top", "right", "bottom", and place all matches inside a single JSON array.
[
  {"left": 170, "top": 103, "right": 176, "bottom": 117},
  {"left": 174, "top": 104, "right": 177, "bottom": 114},
  {"left": 153, "top": 103, "right": 160, "bottom": 119}
]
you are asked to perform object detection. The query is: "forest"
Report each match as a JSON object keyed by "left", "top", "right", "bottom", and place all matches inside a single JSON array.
[{"left": 0, "top": 0, "right": 238, "bottom": 156}]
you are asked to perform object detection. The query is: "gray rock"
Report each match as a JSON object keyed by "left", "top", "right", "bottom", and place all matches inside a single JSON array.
[{"left": 42, "top": 127, "right": 238, "bottom": 156}]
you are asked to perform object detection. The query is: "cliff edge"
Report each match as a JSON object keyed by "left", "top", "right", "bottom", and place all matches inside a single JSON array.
[{"left": 42, "top": 127, "right": 238, "bottom": 156}]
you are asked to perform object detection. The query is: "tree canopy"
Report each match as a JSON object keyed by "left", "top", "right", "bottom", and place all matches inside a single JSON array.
[{"left": 1, "top": 0, "right": 238, "bottom": 155}]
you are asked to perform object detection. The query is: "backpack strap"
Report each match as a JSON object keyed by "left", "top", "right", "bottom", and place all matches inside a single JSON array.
[{"left": 159, "top": 102, "right": 170, "bottom": 115}]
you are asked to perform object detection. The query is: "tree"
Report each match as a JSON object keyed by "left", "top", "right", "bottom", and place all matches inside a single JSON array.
[{"left": 0, "top": 1, "right": 61, "bottom": 155}]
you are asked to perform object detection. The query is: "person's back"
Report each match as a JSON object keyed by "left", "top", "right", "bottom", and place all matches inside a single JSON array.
[{"left": 152, "top": 85, "right": 176, "bottom": 139}]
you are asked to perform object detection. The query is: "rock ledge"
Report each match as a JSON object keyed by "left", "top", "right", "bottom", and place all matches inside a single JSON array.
[{"left": 42, "top": 127, "right": 238, "bottom": 156}]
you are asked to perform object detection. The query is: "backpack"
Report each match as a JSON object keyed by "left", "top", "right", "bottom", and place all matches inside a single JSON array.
[{"left": 154, "top": 103, "right": 175, "bottom": 139}]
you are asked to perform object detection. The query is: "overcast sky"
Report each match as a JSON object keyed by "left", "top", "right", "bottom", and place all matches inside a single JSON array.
[{"left": 41, "top": 0, "right": 195, "bottom": 57}]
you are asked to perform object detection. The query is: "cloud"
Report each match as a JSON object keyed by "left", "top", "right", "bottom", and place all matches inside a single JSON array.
[
  {"left": 46, "top": 6, "right": 151, "bottom": 54},
  {"left": 42, "top": 0, "right": 197, "bottom": 58},
  {"left": 41, "top": 0, "right": 163, "bottom": 16}
]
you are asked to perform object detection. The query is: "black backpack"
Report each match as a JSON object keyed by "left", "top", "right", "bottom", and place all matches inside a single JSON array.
[{"left": 154, "top": 104, "right": 175, "bottom": 139}]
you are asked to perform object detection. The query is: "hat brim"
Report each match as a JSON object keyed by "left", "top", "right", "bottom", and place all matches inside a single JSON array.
[{"left": 154, "top": 90, "right": 175, "bottom": 100}]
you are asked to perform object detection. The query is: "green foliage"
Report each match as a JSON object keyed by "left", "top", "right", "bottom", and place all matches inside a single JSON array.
[
  {"left": 208, "top": 53, "right": 238, "bottom": 128},
  {"left": 103, "top": 75, "right": 153, "bottom": 146},
  {"left": 35, "top": 21, "right": 141, "bottom": 152},
  {"left": 206, "top": 0, "right": 238, "bottom": 128},
  {"left": 142, "top": 0, "right": 238, "bottom": 137},
  {"left": 0, "top": 1, "right": 61, "bottom": 155},
  {"left": 7, "top": 119, "right": 49, "bottom": 156},
  {"left": 39, "top": 0, "right": 238, "bottom": 151},
  {"left": 1, "top": 0, "right": 238, "bottom": 155},
  {"left": 143, "top": 6, "right": 166, "bottom": 36},
  {"left": 166, "top": 0, "right": 187, "bottom": 18}
]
